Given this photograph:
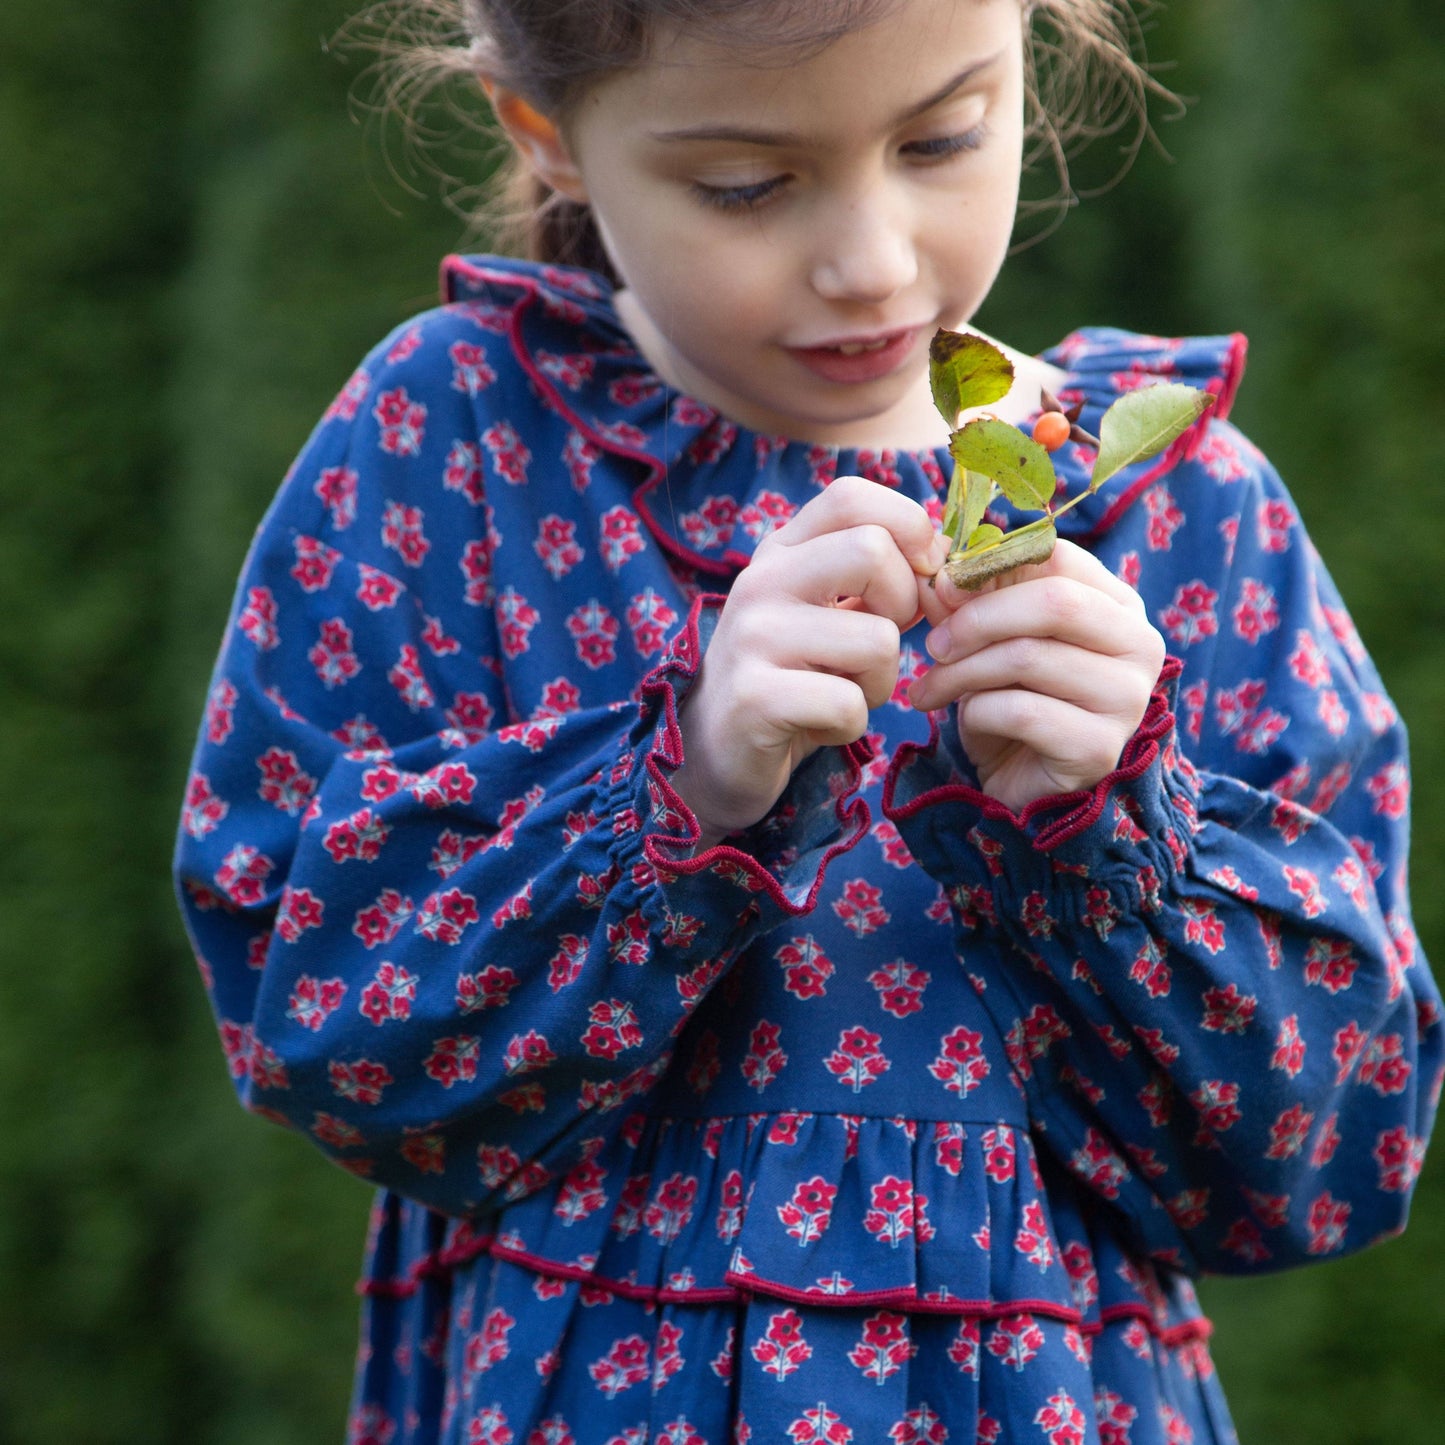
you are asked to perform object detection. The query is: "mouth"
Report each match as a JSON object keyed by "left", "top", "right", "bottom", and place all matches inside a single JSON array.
[{"left": 787, "top": 327, "right": 923, "bottom": 384}]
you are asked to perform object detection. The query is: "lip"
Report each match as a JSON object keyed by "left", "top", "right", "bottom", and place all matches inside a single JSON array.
[{"left": 786, "top": 326, "right": 924, "bottom": 386}]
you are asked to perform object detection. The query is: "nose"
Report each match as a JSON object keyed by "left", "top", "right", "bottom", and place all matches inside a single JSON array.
[{"left": 810, "top": 190, "right": 918, "bottom": 304}]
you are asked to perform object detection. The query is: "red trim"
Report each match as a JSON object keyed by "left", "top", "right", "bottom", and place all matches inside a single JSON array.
[
  {"left": 358, "top": 1231, "right": 1212, "bottom": 1344},
  {"left": 463, "top": 261, "right": 750, "bottom": 580},
  {"left": 633, "top": 595, "right": 871, "bottom": 916},
  {"left": 883, "top": 658, "right": 1182, "bottom": 851}
]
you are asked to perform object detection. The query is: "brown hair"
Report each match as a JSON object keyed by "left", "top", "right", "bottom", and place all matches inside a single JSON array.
[{"left": 352, "top": 0, "right": 1176, "bottom": 279}]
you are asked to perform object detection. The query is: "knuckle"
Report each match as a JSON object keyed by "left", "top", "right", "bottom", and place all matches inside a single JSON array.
[{"left": 1040, "top": 576, "right": 1085, "bottom": 624}]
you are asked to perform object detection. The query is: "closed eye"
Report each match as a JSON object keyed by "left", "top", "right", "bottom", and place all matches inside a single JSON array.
[
  {"left": 689, "top": 175, "right": 789, "bottom": 212},
  {"left": 902, "top": 127, "right": 987, "bottom": 161}
]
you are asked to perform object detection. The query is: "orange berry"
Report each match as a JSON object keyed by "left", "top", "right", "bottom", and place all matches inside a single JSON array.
[{"left": 1032, "top": 410, "right": 1072, "bottom": 452}]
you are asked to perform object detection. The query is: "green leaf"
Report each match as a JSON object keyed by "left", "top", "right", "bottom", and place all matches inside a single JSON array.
[
  {"left": 966, "top": 522, "right": 1004, "bottom": 549},
  {"left": 959, "top": 469, "right": 995, "bottom": 542},
  {"left": 940, "top": 464, "right": 964, "bottom": 548},
  {"left": 949, "top": 418, "right": 1057, "bottom": 513},
  {"left": 943, "top": 519, "right": 1058, "bottom": 590},
  {"left": 1091, "top": 383, "right": 1215, "bottom": 488},
  {"left": 929, "top": 329, "right": 1014, "bottom": 424}
]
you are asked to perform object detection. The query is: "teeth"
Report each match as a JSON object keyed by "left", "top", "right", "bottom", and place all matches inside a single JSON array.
[{"left": 835, "top": 337, "right": 891, "bottom": 356}]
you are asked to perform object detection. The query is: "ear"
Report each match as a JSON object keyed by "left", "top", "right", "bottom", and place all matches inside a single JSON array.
[{"left": 484, "top": 83, "right": 588, "bottom": 203}]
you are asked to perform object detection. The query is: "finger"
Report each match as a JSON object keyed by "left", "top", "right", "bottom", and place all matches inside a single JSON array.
[
  {"left": 925, "top": 573, "right": 1152, "bottom": 665},
  {"left": 780, "top": 605, "right": 903, "bottom": 704},
  {"left": 909, "top": 639, "right": 1150, "bottom": 717},
  {"left": 772, "top": 474, "right": 949, "bottom": 577},
  {"left": 755, "top": 668, "right": 874, "bottom": 749},
  {"left": 746, "top": 525, "right": 928, "bottom": 631},
  {"left": 957, "top": 689, "right": 1132, "bottom": 785}
]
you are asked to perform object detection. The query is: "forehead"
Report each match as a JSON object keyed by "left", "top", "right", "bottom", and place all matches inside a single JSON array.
[{"left": 586, "top": 0, "right": 1020, "bottom": 137}]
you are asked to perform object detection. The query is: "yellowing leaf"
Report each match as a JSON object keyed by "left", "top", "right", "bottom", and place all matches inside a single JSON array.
[
  {"left": 929, "top": 329, "right": 1014, "bottom": 425},
  {"left": 949, "top": 418, "right": 1057, "bottom": 513},
  {"left": 1092, "top": 383, "right": 1215, "bottom": 489},
  {"left": 943, "top": 519, "right": 1058, "bottom": 590}
]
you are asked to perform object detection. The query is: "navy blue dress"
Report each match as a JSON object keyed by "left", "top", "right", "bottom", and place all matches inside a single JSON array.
[{"left": 175, "top": 257, "right": 1441, "bottom": 1445}]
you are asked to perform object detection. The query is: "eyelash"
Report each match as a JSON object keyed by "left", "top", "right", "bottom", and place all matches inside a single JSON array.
[{"left": 689, "top": 126, "right": 988, "bottom": 214}]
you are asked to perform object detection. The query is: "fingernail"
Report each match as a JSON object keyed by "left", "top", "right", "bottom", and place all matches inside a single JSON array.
[{"left": 925, "top": 627, "right": 952, "bottom": 662}]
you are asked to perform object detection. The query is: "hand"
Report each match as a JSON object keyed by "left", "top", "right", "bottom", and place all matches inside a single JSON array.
[
  {"left": 909, "top": 539, "right": 1166, "bottom": 812},
  {"left": 673, "top": 476, "right": 947, "bottom": 847}
]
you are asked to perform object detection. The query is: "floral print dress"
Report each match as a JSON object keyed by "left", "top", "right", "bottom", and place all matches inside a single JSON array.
[{"left": 175, "top": 257, "right": 1441, "bottom": 1445}]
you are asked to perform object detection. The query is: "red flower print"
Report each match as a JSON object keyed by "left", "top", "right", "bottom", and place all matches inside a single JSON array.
[
  {"left": 1374, "top": 1125, "right": 1426, "bottom": 1193},
  {"left": 580, "top": 998, "right": 644, "bottom": 1060},
  {"left": 482, "top": 419, "right": 531, "bottom": 485},
  {"left": 502, "top": 1029, "right": 555, "bottom": 1076},
  {"left": 1013, "top": 1202, "right": 1055, "bottom": 1269},
  {"left": 867, "top": 956, "right": 929, "bottom": 1018},
  {"left": 1305, "top": 1191, "right": 1351, "bottom": 1255},
  {"left": 1270, "top": 1014, "right": 1306, "bottom": 1077},
  {"left": 372, "top": 386, "right": 426, "bottom": 456},
  {"left": 424, "top": 1034, "right": 480, "bottom": 1088},
  {"left": 1200, "top": 982, "right": 1255, "bottom": 1033},
  {"left": 847, "top": 1311, "right": 914, "bottom": 1384},
  {"left": 183, "top": 773, "right": 229, "bottom": 840},
  {"left": 741, "top": 1020, "right": 787, "bottom": 1092},
  {"left": 359, "top": 961, "right": 418, "bottom": 1025},
  {"left": 1128, "top": 938, "right": 1172, "bottom": 998},
  {"left": 415, "top": 887, "right": 480, "bottom": 944},
  {"left": 534, "top": 513, "right": 584, "bottom": 579},
  {"left": 588, "top": 1334, "right": 650, "bottom": 1398},
  {"left": 328, "top": 1057, "right": 393, "bottom": 1106},
  {"left": 238, "top": 586, "right": 279, "bottom": 650},
  {"left": 833, "top": 878, "right": 889, "bottom": 937},
  {"left": 553, "top": 1159, "right": 609, "bottom": 1225},
  {"left": 310, "top": 617, "right": 361, "bottom": 688},
  {"left": 215, "top": 842, "right": 274, "bottom": 906},
  {"left": 863, "top": 1175, "right": 929, "bottom": 1248},
  {"left": 752, "top": 1308, "right": 812, "bottom": 1381},
  {"left": 987, "top": 1313, "right": 1045, "bottom": 1371},
  {"left": 824, "top": 1027, "right": 889, "bottom": 1093},
  {"left": 777, "top": 1176, "right": 838, "bottom": 1246},
  {"left": 644, "top": 1172, "right": 698, "bottom": 1244},
  {"left": 1160, "top": 581, "right": 1217, "bottom": 645},
  {"left": 448, "top": 339, "right": 496, "bottom": 396},
  {"left": 946, "top": 1318, "right": 980, "bottom": 1376},
  {"left": 456, "top": 965, "right": 519, "bottom": 1014},
  {"left": 291, "top": 534, "right": 342, "bottom": 593},
  {"left": 1357, "top": 1033, "right": 1410, "bottom": 1095},
  {"left": 1034, "top": 1389, "right": 1087, "bottom": 1445},
  {"left": 928, "top": 1025, "right": 989, "bottom": 1097},
  {"left": 286, "top": 974, "right": 346, "bottom": 1031},
  {"left": 464, "top": 1305, "right": 515, "bottom": 1375},
  {"left": 777, "top": 935, "right": 835, "bottom": 1001},
  {"left": 1189, "top": 1079, "right": 1243, "bottom": 1144},
  {"left": 786, "top": 1401, "right": 852, "bottom": 1445},
  {"left": 388, "top": 643, "right": 434, "bottom": 711},
  {"left": 326, "top": 366, "right": 370, "bottom": 423},
  {"left": 1304, "top": 937, "right": 1357, "bottom": 992}
]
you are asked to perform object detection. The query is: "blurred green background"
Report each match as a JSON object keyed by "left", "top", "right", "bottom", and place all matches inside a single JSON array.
[{"left": 1, "top": 1, "right": 1441, "bottom": 1440}]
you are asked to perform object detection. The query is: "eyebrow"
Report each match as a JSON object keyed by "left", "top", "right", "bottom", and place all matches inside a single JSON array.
[{"left": 647, "top": 52, "right": 1003, "bottom": 146}]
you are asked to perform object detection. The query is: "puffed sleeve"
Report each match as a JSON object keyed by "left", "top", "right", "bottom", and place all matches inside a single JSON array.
[
  {"left": 174, "top": 304, "right": 868, "bottom": 1217},
  {"left": 885, "top": 419, "right": 1442, "bottom": 1274}
]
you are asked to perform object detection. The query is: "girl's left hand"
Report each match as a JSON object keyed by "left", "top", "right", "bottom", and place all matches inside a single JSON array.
[{"left": 908, "top": 539, "right": 1167, "bottom": 812}]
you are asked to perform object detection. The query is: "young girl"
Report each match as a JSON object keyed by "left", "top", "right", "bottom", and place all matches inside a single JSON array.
[{"left": 174, "top": 1, "right": 1441, "bottom": 1441}]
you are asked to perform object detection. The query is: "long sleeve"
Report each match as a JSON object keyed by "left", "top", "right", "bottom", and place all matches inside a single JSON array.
[
  {"left": 885, "top": 419, "right": 1442, "bottom": 1274},
  {"left": 174, "top": 303, "right": 869, "bottom": 1218}
]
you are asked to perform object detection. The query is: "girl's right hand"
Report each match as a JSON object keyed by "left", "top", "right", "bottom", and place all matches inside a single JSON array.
[{"left": 672, "top": 476, "right": 947, "bottom": 848}]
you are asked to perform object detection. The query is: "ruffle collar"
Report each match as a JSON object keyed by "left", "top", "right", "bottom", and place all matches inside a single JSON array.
[{"left": 442, "top": 255, "right": 1247, "bottom": 578}]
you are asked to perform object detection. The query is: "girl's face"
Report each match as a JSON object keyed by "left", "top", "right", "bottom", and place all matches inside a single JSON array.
[{"left": 560, "top": 0, "right": 1026, "bottom": 447}]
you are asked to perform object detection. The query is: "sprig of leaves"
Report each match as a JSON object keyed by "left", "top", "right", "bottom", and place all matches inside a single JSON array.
[{"left": 930, "top": 329, "right": 1215, "bottom": 589}]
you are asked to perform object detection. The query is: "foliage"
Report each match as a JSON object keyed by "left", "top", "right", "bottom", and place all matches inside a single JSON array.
[{"left": 1, "top": 1, "right": 1441, "bottom": 1441}]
